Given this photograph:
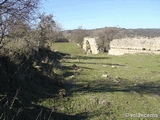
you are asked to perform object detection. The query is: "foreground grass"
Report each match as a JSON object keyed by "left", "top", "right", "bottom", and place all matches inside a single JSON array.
[{"left": 41, "top": 42, "right": 160, "bottom": 119}]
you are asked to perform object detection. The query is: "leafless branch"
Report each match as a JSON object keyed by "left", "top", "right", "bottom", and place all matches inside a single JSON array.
[
  {"left": 36, "top": 108, "right": 43, "bottom": 120},
  {"left": 0, "top": 0, "right": 40, "bottom": 44},
  {"left": 10, "top": 88, "right": 20, "bottom": 109}
]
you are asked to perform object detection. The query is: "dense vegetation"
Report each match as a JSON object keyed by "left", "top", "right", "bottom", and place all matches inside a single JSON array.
[{"left": 0, "top": 0, "right": 67, "bottom": 119}]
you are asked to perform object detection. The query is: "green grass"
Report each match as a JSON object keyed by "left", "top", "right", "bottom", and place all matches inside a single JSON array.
[
  {"left": 40, "top": 42, "right": 160, "bottom": 119},
  {"left": 51, "top": 42, "right": 85, "bottom": 55}
]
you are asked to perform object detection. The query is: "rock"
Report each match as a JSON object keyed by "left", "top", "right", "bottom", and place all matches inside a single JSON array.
[
  {"left": 33, "top": 65, "right": 42, "bottom": 71},
  {"left": 102, "top": 74, "right": 108, "bottom": 78},
  {"left": 76, "top": 58, "right": 80, "bottom": 61},
  {"left": 53, "top": 68, "right": 63, "bottom": 75},
  {"left": 68, "top": 75, "right": 75, "bottom": 79},
  {"left": 71, "top": 64, "right": 77, "bottom": 69},
  {"left": 111, "top": 65, "right": 116, "bottom": 68},
  {"left": 52, "top": 106, "right": 64, "bottom": 111},
  {"left": 59, "top": 89, "right": 66, "bottom": 97},
  {"left": 83, "top": 84, "right": 90, "bottom": 89},
  {"left": 77, "top": 43, "right": 80, "bottom": 46}
]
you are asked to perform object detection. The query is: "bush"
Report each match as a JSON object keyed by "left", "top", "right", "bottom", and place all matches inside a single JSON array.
[
  {"left": 95, "top": 27, "right": 121, "bottom": 52},
  {"left": 68, "top": 26, "right": 89, "bottom": 48}
]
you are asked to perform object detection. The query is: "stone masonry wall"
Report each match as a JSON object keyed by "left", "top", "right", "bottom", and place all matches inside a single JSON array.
[
  {"left": 83, "top": 37, "right": 99, "bottom": 54},
  {"left": 108, "top": 37, "right": 160, "bottom": 55}
]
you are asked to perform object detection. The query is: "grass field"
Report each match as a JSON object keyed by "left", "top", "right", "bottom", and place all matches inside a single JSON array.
[{"left": 41, "top": 42, "right": 160, "bottom": 119}]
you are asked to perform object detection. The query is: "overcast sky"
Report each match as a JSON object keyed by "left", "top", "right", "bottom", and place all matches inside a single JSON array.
[{"left": 40, "top": 0, "right": 160, "bottom": 30}]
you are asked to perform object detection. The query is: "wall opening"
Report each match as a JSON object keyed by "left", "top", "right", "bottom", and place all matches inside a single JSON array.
[
  {"left": 83, "top": 37, "right": 99, "bottom": 54},
  {"left": 86, "top": 40, "right": 92, "bottom": 54}
]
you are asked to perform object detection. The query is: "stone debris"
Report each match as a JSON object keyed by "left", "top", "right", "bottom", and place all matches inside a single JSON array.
[
  {"left": 111, "top": 65, "right": 116, "bottom": 68},
  {"left": 102, "top": 74, "right": 108, "bottom": 78},
  {"left": 66, "top": 75, "right": 75, "bottom": 80},
  {"left": 103, "top": 65, "right": 107, "bottom": 67},
  {"left": 71, "top": 64, "right": 77, "bottom": 69}
]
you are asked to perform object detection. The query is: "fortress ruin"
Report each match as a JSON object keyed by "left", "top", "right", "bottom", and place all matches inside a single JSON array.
[
  {"left": 108, "top": 37, "right": 160, "bottom": 55},
  {"left": 83, "top": 37, "right": 99, "bottom": 54},
  {"left": 82, "top": 37, "right": 160, "bottom": 55}
]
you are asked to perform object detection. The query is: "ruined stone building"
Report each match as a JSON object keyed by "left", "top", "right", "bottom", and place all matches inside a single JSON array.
[
  {"left": 108, "top": 37, "right": 160, "bottom": 55},
  {"left": 82, "top": 37, "right": 160, "bottom": 55},
  {"left": 83, "top": 37, "right": 99, "bottom": 54}
]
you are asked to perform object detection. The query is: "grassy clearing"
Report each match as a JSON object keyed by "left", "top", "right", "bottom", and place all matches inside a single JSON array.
[
  {"left": 51, "top": 42, "right": 85, "bottom": 55},
  {"left": 40, "top": 42, "right": 160, "bottom": 119}
]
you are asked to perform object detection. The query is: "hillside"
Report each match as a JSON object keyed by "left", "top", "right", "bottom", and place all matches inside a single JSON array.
[{"left": 63, "top": 27, "right": 160, "bottom": 38}]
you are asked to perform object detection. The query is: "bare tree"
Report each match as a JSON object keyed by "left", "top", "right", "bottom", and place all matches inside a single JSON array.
[
  {"left": 0, "top": 0, "right": 40, "bottom": 45},
  {"left": 71, "top": 26, "right": 88, "bottom": 48},
  {"left": 96, "top": 27, "right": 120, "bottom": 52},
  {"left": 8, "top": 20, "right": 30, "bottom": 39},
  {"left": 38, "top": 13, "right": 63, "bottom": 47}
]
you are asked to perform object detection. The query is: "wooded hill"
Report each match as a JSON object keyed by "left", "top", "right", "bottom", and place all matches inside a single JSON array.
[{"left": 63, "top": 27, "right": 160, "bottom": 39}]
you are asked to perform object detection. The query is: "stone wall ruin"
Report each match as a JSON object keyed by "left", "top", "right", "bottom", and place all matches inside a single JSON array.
[
  {"left": 108, "top": 37, "right": 160, "bottom": 55},
  {"left": 83, "top": 37, "right": 99, "bottom": 54}
]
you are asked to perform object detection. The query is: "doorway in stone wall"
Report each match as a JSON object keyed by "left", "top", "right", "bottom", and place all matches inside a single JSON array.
[{"left": 86, "top": 40, "right": 92, "bottom": 54}]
